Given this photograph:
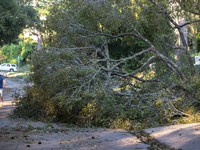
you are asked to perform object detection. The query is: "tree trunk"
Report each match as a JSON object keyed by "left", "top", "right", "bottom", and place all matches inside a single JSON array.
[
  {"left": 37, "top": 30, "right": 42, "bottom": 50},
  {"left": 179, "top": 18, "right": 188, "bottom": 48}
]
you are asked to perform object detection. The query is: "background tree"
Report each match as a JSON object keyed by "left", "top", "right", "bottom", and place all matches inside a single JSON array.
[
  {"left": 0, "top": 0, "right": 38, "bottom": 47},
  {"left": 1, "top": 36, "right": 37, "bottom": 64}
]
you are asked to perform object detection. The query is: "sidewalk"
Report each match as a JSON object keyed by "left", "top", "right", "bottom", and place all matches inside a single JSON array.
[{"left": 144, "top": 123, "right": 200, "bottom": 150}]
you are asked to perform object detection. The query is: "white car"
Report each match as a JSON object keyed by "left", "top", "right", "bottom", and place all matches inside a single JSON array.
[{"left": 0, "top": 63, "right": 18, "bottom": 72}]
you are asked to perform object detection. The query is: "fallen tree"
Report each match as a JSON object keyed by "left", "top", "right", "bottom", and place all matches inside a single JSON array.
[{"left": 13, "top": 0, "right": 200, "bottom": 128}]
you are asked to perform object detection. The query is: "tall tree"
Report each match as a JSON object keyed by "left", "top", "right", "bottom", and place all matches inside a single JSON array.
[{"left": 0, "top": 0, "right": 38, "bottom": 46}]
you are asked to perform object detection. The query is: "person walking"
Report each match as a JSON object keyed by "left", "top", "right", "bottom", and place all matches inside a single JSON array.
[{"left": 0, "top": 74, "right": 6, "bottom": 107}]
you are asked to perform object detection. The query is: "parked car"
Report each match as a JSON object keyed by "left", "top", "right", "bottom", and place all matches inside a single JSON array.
[{"left": 0, "top": 63, "right": 18, "bottom": 72}]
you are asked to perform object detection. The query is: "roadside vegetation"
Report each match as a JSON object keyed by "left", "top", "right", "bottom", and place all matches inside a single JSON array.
[{"left": 1, "top": 0, "right": 200, "bottom": 130}]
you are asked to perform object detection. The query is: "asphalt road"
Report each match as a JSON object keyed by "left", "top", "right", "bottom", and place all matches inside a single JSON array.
[
  {"left": 1, "top": 76, "right": 200, "bottom": 150},
  {"left": 0, "top": 77, "right": 151, "bottom": 150},
  {"left": 0, "top": 77, "right": 23, "bottom": 127}
]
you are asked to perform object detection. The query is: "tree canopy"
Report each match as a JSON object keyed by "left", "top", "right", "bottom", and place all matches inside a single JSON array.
[{"left": 0, "top": 0, "right": 38, "bottom": 46}]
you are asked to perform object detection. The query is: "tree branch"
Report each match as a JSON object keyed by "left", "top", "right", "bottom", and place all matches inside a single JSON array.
[{"left": 179, "top": 19, "right": 200, "bottom": 28}]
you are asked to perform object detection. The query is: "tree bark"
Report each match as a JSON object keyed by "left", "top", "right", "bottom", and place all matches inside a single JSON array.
[{"left": 37, "top": 30, "right": 42, "bottom": 50}]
